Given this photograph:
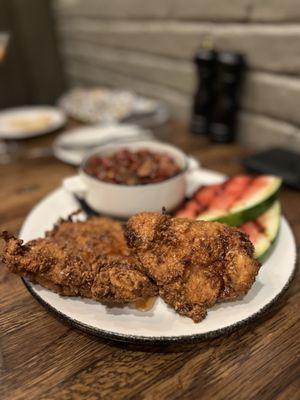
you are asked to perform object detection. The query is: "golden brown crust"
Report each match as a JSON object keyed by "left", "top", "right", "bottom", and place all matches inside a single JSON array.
[
  {"left": 125, "top": 212, "right": 260, "bottom": 322},
  {"left": 1, "top": 212, "right": 260, "bottom": 323},
  {"left": 1, "top": 217, "right": 157, "bottom": 303}
]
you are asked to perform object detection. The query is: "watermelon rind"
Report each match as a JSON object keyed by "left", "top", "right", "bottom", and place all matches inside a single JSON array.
[
  {"left": 255, "top": 201, "right": 281, "bottom": 262},
  {"left": 257, "top": 234, "right": 279, "bottom": 263},
  {"left": 231, "top": 176, "right": 281, "bottom": 213},
  {"left": 254, "top": 235, "right": 271, "bottom": 261},
  {"left": 260, "top": 201, "right": 281, "bottom": 241},
  {"left": 197, "top": 177, "right": 281, "bottom": 226}
]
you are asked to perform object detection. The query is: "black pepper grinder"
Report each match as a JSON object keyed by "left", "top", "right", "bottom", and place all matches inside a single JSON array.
[
  {"left": 209, "top": 51, "right": 245, "bottom": 143},
  {"left": 190, "top": 46, "right": 216, "bottom": 135}
]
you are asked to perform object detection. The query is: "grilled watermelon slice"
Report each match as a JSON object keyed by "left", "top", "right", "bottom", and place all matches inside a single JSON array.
[
  {"left": 175, "top": 175, "right": 281, "bottom": 226},
  {"left": 239, "top": 201, "right": 281, "bottom": 262}
]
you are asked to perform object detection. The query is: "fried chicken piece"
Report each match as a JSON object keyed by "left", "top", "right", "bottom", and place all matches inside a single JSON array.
[
  {"left": 1, "top": 213, "right": 260, "bottom": 322},
  {"left": 125, "top": 212, "right": 260, "bottom": 322},
  {"left": 1, "top": 217, "right": 157, "bottom": 303}
]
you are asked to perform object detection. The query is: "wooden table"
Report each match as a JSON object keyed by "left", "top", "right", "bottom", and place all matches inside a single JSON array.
[{"left": 1, "top": 120, "right": 299, "bottom": 400}]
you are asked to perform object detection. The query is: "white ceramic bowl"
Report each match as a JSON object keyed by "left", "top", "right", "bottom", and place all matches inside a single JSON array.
[{"left": 63, "top": 140, "right": 197, "bottom": 218}]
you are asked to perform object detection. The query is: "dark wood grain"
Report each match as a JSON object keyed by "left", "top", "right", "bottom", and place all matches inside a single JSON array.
[{"left": 0, "top": 120, "right": 299, "bottom": 400}]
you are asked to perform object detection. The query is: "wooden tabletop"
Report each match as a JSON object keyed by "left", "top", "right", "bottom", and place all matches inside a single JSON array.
[{"left": 1, "top": 120, "right": 299, "bottom": 400}]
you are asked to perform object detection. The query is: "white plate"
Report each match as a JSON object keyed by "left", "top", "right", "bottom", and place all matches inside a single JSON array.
[
  {"left": 19, "top": 170, "right": 297, "bottom": 343},
  {"left": 53, "top": 124, "right": 154, "bottom": 166},
  {"left": 58, "top": 87, "right": 169, "bottom": 128},
  {"left": 0, "top": 106, "right": 66, "bottom": 139}
]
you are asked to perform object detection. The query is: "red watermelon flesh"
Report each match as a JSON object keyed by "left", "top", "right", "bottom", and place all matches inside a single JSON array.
[
  {"left": 174, "top": 175, "right": 280, "bottom": 223},
  {"left": 207, "top": 194, "right": 238, "bottom": 212},
  {"left": 238, "top": 217, "right": 269, "bottom": 261},
  {"left": 175, "top": 209, "right": 196, "bottom": 218},
  {"left": 175, "top": 199, "right": 204, "bottom": 218},
  {"left": 206, "top": 175, "right": 253, "bottom": 211},
  {"left": 221, "top": 175, "right": 252, "bottom": 195},
  {"left": 175, "top": 175, "right": 253, "bottom": 218},
  {"left": 194, "top": 184, "right": 221, "bottom": 206},
  {"left": 238, "top": 201, "right": 280, "bottom": 260},
  {"left": 239, "top": 220, "right": 264, "bottom": 243},
  {"left": 239, "top": 176, "right": 271, "bottom": 199}
]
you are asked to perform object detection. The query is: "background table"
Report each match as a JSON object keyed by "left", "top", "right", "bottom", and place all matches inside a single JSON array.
[{"left": 1, "top": 120, "right": 299, "bottom": 400}]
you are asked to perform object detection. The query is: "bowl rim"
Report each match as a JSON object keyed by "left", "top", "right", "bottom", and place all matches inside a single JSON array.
[{"left": 79, "top": 140, "right": 189, "bottom": 189}]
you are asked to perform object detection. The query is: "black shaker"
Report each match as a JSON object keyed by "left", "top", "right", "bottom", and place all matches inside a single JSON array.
[
  {"left": 209, "top": 51, "right": 245, "bottom": 143},
  {"left": 190, "top": 48, "right": 216, "bottom": 135}
]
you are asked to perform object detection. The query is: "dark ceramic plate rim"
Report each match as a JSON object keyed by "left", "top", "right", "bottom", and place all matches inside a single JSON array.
[{"left": 22, "top": 244, "right": 297, "bottom": 345}]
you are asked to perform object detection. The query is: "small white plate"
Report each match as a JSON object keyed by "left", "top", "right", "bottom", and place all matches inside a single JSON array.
[
  {"left": 0, "top": 106, "right": 66, "bottom": 139},
  {"left": 58, "top": 87, "right": 169, "bottom": 127},
  {"left": 19, "top": 170, "right": 297, "bottom": 343},
  {"left": 53, "top": 124, "right": 154, "bottom": 166}
]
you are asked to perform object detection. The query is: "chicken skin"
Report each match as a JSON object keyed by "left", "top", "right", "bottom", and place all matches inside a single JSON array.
[
  {"left": 1, "top": 217, "right": 157, "bottom": 303},
  {"left": 125, "top": 213, "right": 260, "bottom": 322}
]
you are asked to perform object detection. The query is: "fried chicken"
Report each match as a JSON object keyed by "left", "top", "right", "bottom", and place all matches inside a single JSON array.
[
  {"left": 2, "top": 213, "right": 260, "bottom": 322},
  {"left": 125, "top": 212, "right": 260, "bottom": 322},
  {"left": 1, "top": 217, "right": 157, "bottom": 303}
]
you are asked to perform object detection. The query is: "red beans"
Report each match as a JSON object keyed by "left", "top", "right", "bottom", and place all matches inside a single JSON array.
[{"left": 85, "top": 149, "right": 182, "bottom": 185}]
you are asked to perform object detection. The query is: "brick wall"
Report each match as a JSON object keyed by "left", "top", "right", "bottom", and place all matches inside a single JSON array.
[{"left": 53, "top": 0, "right": 300, "bottom": 150}]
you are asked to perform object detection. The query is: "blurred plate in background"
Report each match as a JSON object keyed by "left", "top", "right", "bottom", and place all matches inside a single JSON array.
[
  {"left": 0, "top": 106, "right": 66, "bottom": 139},
  {"left": 58, "top": 87, "right": 169, "bottom": 127},
  {"left": 53, "top": 124, "right": 154, "bottom": 166}
]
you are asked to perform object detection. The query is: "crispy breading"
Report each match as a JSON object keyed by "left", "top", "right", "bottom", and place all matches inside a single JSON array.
[
  {"left": 125, "top": 212, "right": 260, "bottom": 322},
  {"left": 1, "top": 217, "right": 157, "bottom": 303},
  {"left": 1, "top": 213, "right": 260, "bottom": 322}
]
